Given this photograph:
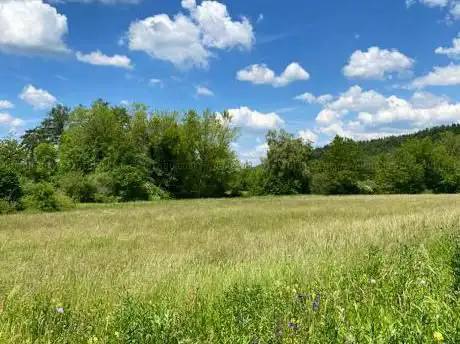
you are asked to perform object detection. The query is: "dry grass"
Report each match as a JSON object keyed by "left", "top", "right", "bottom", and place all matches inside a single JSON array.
[{"left": 1, "top": 195, "right": 460, "bottom": 342}]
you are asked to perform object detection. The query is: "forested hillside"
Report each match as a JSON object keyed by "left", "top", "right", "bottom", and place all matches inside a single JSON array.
[
  {"left": 0, "top": 100, "right": 459, "bottom": 214},
  {"left": 313, "top": 123, "right": 460, "bottom": 158}
]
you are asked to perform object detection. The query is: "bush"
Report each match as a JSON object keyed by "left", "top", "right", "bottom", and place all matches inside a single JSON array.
[
  {"left": 0, "top": 165, "right": 22, "bottom": 202},
  {"left": 23, "top": 182, "right": 62, "bottom": 212},
  {"left": 90, "top": 166, "right": 151, "bottom": 202},
  {"left": 0, "top": 199, "right": 20, "bottom": 214},
  {"left": 59, "top": 172, "right": 96, "bottom": 202},
  {"left": 111, "top": 165, "right": 151, "bottom": 201},
  {"left": 144, "top": 182, "right": 171, "bottom": 201}
]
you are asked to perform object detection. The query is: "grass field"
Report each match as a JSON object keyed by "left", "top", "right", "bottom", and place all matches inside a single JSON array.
[{"left": 1, "top": 195, "right": 460, "bottom": 343}]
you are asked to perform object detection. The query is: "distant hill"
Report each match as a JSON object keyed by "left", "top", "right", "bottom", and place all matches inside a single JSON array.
[{"left": 313, "top": 123, "right": 460, "bottom": 159}]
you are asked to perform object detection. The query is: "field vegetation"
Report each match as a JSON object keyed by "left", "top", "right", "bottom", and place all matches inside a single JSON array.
[{"left": 1, "top": 195, "right": 460, "bottom": 343}]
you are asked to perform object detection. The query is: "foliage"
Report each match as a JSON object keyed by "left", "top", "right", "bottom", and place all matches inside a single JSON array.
[
  {"left": 22, "top": 182, "right": 65, "bottom": 212},
  {"left": 1, "top": 101, "right": 459, "bottom": 214},
  {"left": 261, "top": 130, "right": 312, "bottom": 195},
  {"left": 59, "top": 172, "right": 97, "bottom": 203},
  {"left": 0, "top": 164, "right": 22, "bottom": 203}
]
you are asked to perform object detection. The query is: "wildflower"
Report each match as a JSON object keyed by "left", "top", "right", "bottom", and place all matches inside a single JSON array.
[
  {"left": 312, "top": 293, "right": 321, "bottom": 312},
  {"left": 55, "top": 307, "right": 64, "bottom": 314},
  {"left": 420, "top": 279, "right": 426, "bottom": 285},
  {"left": 433, "top": 331, "right": 444, "bottom": 342},
  {"left": 288, "top": 319, "right": 298, "bottom": 331},
  {"left": 369, "top": 279, "right": 377, "bottom": 285}
]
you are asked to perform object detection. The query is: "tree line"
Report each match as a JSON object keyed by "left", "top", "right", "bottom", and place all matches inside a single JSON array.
[{"left": 0, "top": 100, "right": 459, "bottom": 213}]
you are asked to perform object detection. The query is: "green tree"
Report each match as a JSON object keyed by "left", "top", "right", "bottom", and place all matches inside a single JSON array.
[
  {"left": 262, "top": 129, "right": 312, "bottom": 195},
  {"left": 314, "top": 136, "right": 366, "bottom": 195}
]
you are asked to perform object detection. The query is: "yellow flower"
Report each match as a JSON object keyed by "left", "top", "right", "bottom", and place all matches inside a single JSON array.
[{"left": 433, "top": 331, "right": 444, "bottom": 342}]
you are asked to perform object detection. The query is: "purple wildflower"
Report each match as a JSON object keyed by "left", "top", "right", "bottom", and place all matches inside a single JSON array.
[
  {"left": 312, "top": 293, "right": 321, "bottom": 312},
  {"left": 288, "top": 320, "right": 298, "bottom": 331}
]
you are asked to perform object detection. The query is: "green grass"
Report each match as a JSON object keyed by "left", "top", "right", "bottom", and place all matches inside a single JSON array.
[{"left": 1, "top": 195, "right": 460, "bottom": 343}]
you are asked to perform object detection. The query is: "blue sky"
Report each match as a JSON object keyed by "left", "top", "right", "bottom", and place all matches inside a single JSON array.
[{"left": 1, "top": 0, "right": 460, "bottom": 162}]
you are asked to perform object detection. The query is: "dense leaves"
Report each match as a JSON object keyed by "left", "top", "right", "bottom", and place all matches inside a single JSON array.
[{"left": 0, "top": 100, "right": 459, "bottom": 213}]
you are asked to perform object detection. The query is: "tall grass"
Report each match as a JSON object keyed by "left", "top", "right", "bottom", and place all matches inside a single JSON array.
[{"left": 0, "top": 195, "right": 459, "bottom": 343}]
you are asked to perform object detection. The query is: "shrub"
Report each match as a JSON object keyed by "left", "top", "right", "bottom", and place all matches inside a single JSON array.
[
  {"left": 23, "top": 182, "right": 61, "bottom": 212},
  {"left": 144, "top": 182, "right": 171, "bottom": 201},
  {"left": 0, "top": 165, "right": 22, "bottom": 202},
  {"left": 59, "top": 172, "right": 96, "bottom": 202},
  {"left": 111, "top": 165, "right": 151, "bottom": 201},
  {"left": 0, "top": 199, "right": 20, "bottom": 214}
]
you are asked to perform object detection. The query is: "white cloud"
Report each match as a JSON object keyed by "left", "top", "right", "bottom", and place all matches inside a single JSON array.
[
  {"left": 406, "top": 0, "right": 448, "bottom": 7},
  {"left": 294, "top": 92, "right": 333, "bottom": 104},
  {"left": 195, "top": 85, "right": 214, "bottom": 96},
  {"left": 19, "top": 84, "right": 57, "bottom": 110},
  {"left": 328, "top": 86, "right": 388, "bottom": 112},
  {"left": 120, "top": 100, "right": 131, "bottom": 106},
  {"left": 227, "top": 106, "right": 284, "bottom": 130},
  {"left": 407, "top": 0, "right": 460, "bottom": 21},
  {"left": 185, "top": 0, "right": 254, "bottom": 50},
  {"left": 298, "top": 129, "right": 318, "bottom": 144},
  {"left": 127, "top": 14, "right": 209, "bottom": 69},
  {"left": 0, "top": 0, "right": 69, "bottom": 54},
  {"left": 0, "top": 100, "right": 14, "bottom": 109},
  {"left": 257, "top": 13, "right": 264, "bottom": 23},
  {"left": 318, "top": 120, "right": 418, "bottom": 141},
  {"left": 343, "top": 47, "right": 414, "bottom": 80},
  {"left": 309, "top": 84, "right": 460, "bottom": 144},
  {"left": 125, "top": 0, "right": 254, "bottom": 69},
  {"left": 435, "top": 34, "right": 460, "bottom": 59},
  {"left": 0, "top": 112, "right": 24, "bottom": 127},
  {"left": 76, "top": 50, "right": 133, "bottom": 69},
  {"left": 411, "top": 63, "right": 460, "bottom": 88},
  {"left": 238, "top": 142, "right": 268, "bottom": 164},
  {"left": 450, "top": 2, "right": 460, "bottom": 19},
  {"left": 236, "top": 62, "right": 310, "bottom": 87}
]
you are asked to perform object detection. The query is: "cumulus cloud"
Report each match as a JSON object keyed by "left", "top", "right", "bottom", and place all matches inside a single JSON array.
[
  {"left": 407, "top": 0, "right": 460, "bottom": 21},
  {"left": 19, "top": 84, "right": 57, "bottom": 110},
  {"left": 76, "top": 50, "right": 133, "bottom": 69},
  {"left": 294, "top": 92, "right": 333, "bottom": 104},
  {"left": 236, "top": 62, "right": 310, "bottom": 87},
  {"left": 126, "top": 14, "right": 209, "bottom": 68},
  {"left": 185, "top": 0, "right": 254, "bottom": 50},
  {"left": 435, "top": 34, "right": 460, "bottom": 59},
  {"left": 195, "top": 86, "right": 214, "bottom": 96},
  {"left": 298, "top": 129, "right": 318, "bottom": 144},
  {"left": 318, "top": 120, "right": 419, "bottom": 141},
  {"left": 411, "top": 63, "right": 460, "bottom": 88},
  {"left": 125, "top": 0, "right": 254, "bottom": 68},
  {"left": 314, "top": 86, "right": 388, "bottom": 124},
  {"left": 314, "top": 85, "right": 460, "bottom": 131},
  {"left": 0, "top": 0, "right": 69, "bottom": 54},
  {"left": 0, "top": 112, "right": 24, "bottom": 127},
  {"left": 227, "top": 106, "right": 284, "bottom": 130},
  {"left": 238, "top": 142, "right": 268, "bottom": 164},
  {"left": 343, "top": 47, "right": 414, "bottom": 80},
  {"left": 0, "top": 100, "right": 14, "bottom": 109},
  {"left": 406, "top": 0, "right": 449, "bottom": 7}
]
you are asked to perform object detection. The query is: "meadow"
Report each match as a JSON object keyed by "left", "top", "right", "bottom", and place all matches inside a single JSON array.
[{"left": 1, "top": 195, "right": 460, "bottom": 343}]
